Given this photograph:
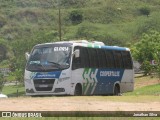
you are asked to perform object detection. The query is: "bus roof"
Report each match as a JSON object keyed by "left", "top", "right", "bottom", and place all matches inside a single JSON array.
[
  {"left": 66, "top": 40, "right": 130, "bottom": 51},
  {"left": 101, "top": 46, "right": 129, "bottom": 51},
  {"left": 35, "top": 40, "right": 130, "bottom": 51}
]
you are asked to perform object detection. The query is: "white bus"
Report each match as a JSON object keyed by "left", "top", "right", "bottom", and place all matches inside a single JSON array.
[{"left": 24, "top": 40, "right": 134, "bottom": 96}]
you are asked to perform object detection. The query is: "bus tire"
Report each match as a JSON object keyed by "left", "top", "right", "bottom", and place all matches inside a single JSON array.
[
  {"left": 114, "top": 84, "right": 120, "bottom": 96},
  {"left": 74, "top": 84, "right": 82, "bottom": 96}
]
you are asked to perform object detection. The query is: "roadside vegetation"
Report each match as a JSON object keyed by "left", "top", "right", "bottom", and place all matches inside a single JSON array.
[
  {"left": 0, "top": 72, "right": 5, "bottom": 93},
  {"left": 2, "top": 85, "right": 25, "bottom": 97},
  {"left": 125, "top": 84, "right": 160, "bottom": 96}
]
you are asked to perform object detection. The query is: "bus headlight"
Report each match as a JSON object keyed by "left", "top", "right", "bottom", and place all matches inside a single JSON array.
[
  {"left": 58, "top": 77, "right": 70, "bottom": 83},
  {"left": 24, "top": 79, "right": 32, "bottom": 84}
]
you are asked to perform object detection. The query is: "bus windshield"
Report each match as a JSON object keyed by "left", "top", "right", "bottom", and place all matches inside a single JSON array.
[{"left": 26, "top": 44, "right": 72, "bottom": 72}]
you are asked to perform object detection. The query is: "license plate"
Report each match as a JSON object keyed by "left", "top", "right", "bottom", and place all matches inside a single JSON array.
[{"left": 39, "top": 85, "right": 48, "bottom": 87}]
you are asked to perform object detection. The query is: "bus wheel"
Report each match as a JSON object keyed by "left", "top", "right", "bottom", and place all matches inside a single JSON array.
[
  {"left": 74, "top": 84, "right": 82, "bottom": 96},
  {"left": 114, "top": 85, "right": 120, "bottom": 96}
]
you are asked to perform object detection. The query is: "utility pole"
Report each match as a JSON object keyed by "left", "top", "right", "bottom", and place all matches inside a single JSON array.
[
  {"left": 56, "top": 0, "right": 62, "bottom": 41},
  {"left": 58, "top": 6, "right": 61, "bottom": 41}
]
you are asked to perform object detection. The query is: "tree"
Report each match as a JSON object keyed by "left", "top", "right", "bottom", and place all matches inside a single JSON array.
[
  {"left": 0, "top": 72, "right": 5, "bottom": 93},
  {"left": 0, "top": 39, "right": 7, "bottom": 62},
  {"left": 14, "top": 69, "right": 24, "bottom": 84},
  {"left": 132, "top": 30, "right": 160, "bottom": 75},
  {"left": 141, "top": 60, "right": 152, "bottom": 75}
]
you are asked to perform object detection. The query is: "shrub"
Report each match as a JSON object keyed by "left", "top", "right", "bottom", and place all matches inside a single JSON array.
[
  {"left": 132, "top": 30, "right": 160, "bottom": 75},
  {"left": 139, "top": 6, "right": 150, "bottom": 16},
  {"left": 69, "top": 10, "right": 83, "bottom": 25},
  {"left": 0, "top": 15, "right": 6, "bottom": 28},
  {"left": 75, "top": 22, "right": 98, "bottom": 39},
  {"left": 141, "top": 61, "right": 152, "bottom": 75}
]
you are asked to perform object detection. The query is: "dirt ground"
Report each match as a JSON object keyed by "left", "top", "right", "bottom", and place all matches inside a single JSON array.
[
  {"left": 0, "top": 97, "right": 160, "bottom": 111},
  {"left": 135, "top": 76, "right": 160, "bottom": 89}
]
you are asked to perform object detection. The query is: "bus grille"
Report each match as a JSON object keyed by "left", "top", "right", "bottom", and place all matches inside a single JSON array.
[{"left": 33, "top": 79, "right": 55, "bottom": 91}]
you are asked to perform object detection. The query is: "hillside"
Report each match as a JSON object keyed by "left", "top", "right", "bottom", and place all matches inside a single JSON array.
[{"left": 0, "top": 0, "right": 160, "bottom": 78}]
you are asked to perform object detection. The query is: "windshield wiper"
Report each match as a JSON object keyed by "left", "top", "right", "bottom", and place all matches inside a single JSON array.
[
  {"left": 47, "top": 61, "right": 62, "bottom": 69},
  {"left": 31, "top": 62, "right": 46, "bottom": 71}
]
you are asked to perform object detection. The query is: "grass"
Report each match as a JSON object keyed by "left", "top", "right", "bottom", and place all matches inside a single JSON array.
[
  {"left": 134, "top": 74, "right": 159, "bottom": 88},
  {"left": 125, "top": 84, "right": 160, "bottom": 96},
  {"left": 2, "top": 84, "right": 25, "bottom": 97}
]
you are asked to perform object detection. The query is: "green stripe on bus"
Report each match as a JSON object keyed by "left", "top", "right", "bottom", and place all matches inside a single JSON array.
[
  {"left": 90, "top": 69, "right": 97, "bottom": 94},
  {"left": 86, "top": 68, "right": 95, "bottom": 95},
  {"left": 92, "top": 69, "right": 97, "bottom": 94},
  {"left": 94, "top": 45, "right": 100, "bottom": 48},
  {"left": 88, "top": 43, "right": 92, "bottom": 48},
  {"left": 82, "top": 68, "right": 96, "bottom": 95},
  {"left": 82, "top": 68, "right": 89, "bottom": 95}
]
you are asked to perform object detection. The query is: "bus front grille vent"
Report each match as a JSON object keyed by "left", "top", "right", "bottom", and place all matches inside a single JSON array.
[
  {"left": 33, "top": 79, "right": 55, "bottom": 91},
  {"left": 54, "top": 88, "right": 65, "bottom": 93}
]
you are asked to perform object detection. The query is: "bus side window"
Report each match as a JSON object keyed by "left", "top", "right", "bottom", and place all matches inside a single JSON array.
[
  {"left": 94, "top": 49, "right": 99, "bottom": 68},
  {"left": 88, "top": 48, "right": 99, "bottom": 68},
  {"left": 97, "top": 49, "right": 107, "bottom": 68},
  {"left": 92, "top": 48, "right": 99, "bottom": 68},
  {"left": 113, "top": 51, "right": 124, "bottom": 68},
  {"left": 81, "top": 47, "right": 90, "bottom": 68},
  {"left": 122, "top": 51, "right": 133, "bottom": 69},
  {"left": 88, "top": 48, "right": 92, "bottom": 68},
  {"left": 105, "top": 50, "right": 115, "bottom": 68},
  {"left": 72, "top": 47, "right": 81, "bottom": 70}
]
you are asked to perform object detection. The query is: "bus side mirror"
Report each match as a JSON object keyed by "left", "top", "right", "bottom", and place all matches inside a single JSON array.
[
  {"left": 74, "top": 49, "right": 80, "bottom": 58},
  {"left": 25, "top": 52, "right": 30, "bottom": 61}
]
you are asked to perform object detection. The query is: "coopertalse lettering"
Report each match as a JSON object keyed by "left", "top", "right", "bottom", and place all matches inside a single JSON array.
[{"left": 100, "top": 71, "right": 120, "bottom": 77}]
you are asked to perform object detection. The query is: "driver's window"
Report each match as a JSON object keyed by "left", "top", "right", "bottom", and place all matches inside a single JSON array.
[{"left": 72, "top": 46, "right": 81, "bottom": 70}]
